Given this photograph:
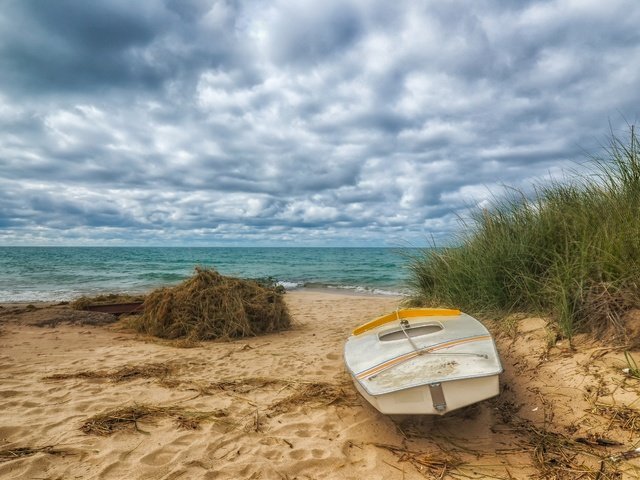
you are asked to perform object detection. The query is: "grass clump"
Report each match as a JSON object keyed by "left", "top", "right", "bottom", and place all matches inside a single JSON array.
[
  {"left": 408, "top": 128, "right": 640, "bottom": 340},
  {"left": 131, "top": 267, "right": 291, "bottom": 340},
  {"left": 624, "top": 352, "right": 640, "bottom": 378}
]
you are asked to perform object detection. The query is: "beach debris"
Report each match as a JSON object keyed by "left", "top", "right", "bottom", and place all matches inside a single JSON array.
[
  {"left": 211, "top": 377, "right": 356, "bottom": 408},
  {"left": 44, "top": 362, "right": 173, "bottom": 383},
  {"left": 71, "top": 293, "right": 146, "bottom": 311},
  {"left": 80, "top": 403, "right": 230, "bottom": 436},
  {"left": 80, "top": 302, "right": 144, "bottom": 315},
  {"left": 164, "top": 376, "right": 357, "bottom": 413},
  {"left": 575, "top": 435, "right": 624, "bottom": 447},
  {"left": 0, "top": 305, "right": 40, "bottom": 318},
  {"left": 590, "top": 402, "right": 640, "bottom": 434},
  {"left": 157, "top": 338, "right": 201, "bottom": 348},
  {"left": 609, "top": 446, "right": 640, "bottom": 462},
  {"left": 207, "top": 377, "right": 284, "bottom": 394},
  {"left": 0, "top": 445, "right": 70, "bottom": 463},
  {"left": 0, "top": 303, "right": 117, "bottom": 327},
  {"left": 521, "top": 416, "right": 640, "bottom": 479},
  {"left": 268, "top": 381, "right": 358, "bottom": 414},
  {"left": 131, "top": 267, "right": 291, "bottom": 340},
  {"left": 371, "top": 442, "right": 462, "bottom": 478}
]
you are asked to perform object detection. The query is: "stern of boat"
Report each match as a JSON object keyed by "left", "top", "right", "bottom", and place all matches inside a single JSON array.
[{"left": 352, "top": 374, "right": 500, "bottom": 415}]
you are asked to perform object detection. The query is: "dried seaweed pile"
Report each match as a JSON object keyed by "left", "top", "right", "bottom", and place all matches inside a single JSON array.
[{"left": 132, "top": 267, "right": 291, "bottom": 340}]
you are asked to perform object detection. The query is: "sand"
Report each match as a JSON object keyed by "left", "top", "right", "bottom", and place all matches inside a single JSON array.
[{"left": 1, "top": 291, "right": 640, "bottom": 479}]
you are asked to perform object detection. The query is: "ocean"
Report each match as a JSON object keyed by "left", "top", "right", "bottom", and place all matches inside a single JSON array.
[{"left": 0, "top": 247, "right": 418, "bottom": 302}]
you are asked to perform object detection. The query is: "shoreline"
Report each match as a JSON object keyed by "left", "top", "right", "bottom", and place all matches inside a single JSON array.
[{"left": 0, "top": 285, "right": 407, "bottom": 306}]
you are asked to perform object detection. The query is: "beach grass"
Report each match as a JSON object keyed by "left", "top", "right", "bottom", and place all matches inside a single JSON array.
[{"left": 408, "top": 128, "right": 640, "bottom": 340}]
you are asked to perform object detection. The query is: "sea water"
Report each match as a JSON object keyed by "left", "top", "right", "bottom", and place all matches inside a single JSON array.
[{"left": 0, "top": 247, "right": 419, "bottom": 302}]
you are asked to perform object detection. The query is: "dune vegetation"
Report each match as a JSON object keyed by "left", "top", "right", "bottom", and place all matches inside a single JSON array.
[{"left": 408, "top": 128, "right": 640, "bottom": 340}]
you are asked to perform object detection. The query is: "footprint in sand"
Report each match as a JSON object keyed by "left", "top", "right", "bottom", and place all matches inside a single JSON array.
[
  {"left": 289, "top": 449, "right": 306, "bottom": 460},
  {"left": 262, "top": 448, "right": 282, "bottom": 460},
  {"left": 311, "top": 448, "right": 326, "bottom": 459},
  {"left": 0, "top": 390, "right": 20, "bottom": 398}
]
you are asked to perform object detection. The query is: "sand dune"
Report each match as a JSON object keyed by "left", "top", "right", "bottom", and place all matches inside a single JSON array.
[{"left": 1, "top": 291, "right": 639, "bottom": 479}]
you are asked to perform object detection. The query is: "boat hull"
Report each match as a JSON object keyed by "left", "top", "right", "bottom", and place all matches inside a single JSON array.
[
  {"left": 345, "top": 308, "right": 503, "bottom": 415},
  {"left": 351, "top": 373, "right": 500, "bottom": 415}
]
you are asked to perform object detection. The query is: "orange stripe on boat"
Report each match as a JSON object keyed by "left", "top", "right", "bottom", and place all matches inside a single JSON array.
[
  {"left": 352, "top": 308, "right": 460, "bottom": 336},
  {"left": 355, "top": 334, "right": 491, "bottom": 380}
]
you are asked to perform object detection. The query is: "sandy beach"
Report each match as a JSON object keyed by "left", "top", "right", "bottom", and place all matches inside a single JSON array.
[{"left": 1, "top": 291, "right": 640, "bottom": 479}]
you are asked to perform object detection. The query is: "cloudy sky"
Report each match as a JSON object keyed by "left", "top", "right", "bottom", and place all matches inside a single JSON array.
[{"left": 0, "top": 0, "right": 639, "bottom": 246}]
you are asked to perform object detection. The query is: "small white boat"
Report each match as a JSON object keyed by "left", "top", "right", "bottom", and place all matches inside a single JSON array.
[{"left": 344, "top": 308, "right": 502, "bottom": 415}]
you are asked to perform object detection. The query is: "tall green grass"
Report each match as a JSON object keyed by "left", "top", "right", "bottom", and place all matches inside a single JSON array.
[{"left": 408, "top": 128, "right": 640, "bottom": 339}]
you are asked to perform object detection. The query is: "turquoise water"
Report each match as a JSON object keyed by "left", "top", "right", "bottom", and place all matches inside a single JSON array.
[{"left": 0, "top": 247, "right": 417, "bottom": 302}]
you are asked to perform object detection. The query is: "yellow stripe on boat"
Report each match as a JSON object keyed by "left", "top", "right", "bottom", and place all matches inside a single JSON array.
[
  {"left": 352, "top": 308, "right": 460, "bottom": 336},
  {"left": 355, "top": 334, "right": 491, "bottom": 380}
]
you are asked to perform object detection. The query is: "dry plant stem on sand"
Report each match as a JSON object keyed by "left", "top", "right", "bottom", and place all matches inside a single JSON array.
[
  {"left": 371, "top": 442, "right": 462, "bottom": 479},
  {"left": 518, "top": 416, "right": 627, "bottom": 479},
  {"left": 0, "top": 446, "right": 71, "bottom": 463},
  {"left": 179, "top": 377, "right": 357, "bottom": 412},
  {"left": 590, "top": 402, "right": 640, "bottom": 434},
  {"left": 268, "top": 381, "right": 359, "bottom": 413},
  {"left": 80, "top": 404, "right": 230, "bottom": 436},
  {"left": 132, "top": 267, "right": 291, "bottom": 340},
  {"left": 44, "top": 362, "right": 172, "bottom": 382}
]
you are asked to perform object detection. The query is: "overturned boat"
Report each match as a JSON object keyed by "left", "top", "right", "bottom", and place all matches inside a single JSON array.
[{"left": 344, "top": 308, "right": 502, "bottom": 415}]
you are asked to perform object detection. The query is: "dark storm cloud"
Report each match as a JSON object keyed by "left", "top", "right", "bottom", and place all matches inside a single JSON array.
[
  {"left": 0, "top": 0, "right": 244, "bottom": 94},
  {"left": 1, "top": 0, "right": 639, "bottom": 245},
  {"left": 265, "top": 0, "right": 364, "bottom": 66},
  {"left": 1, "top": 1, "right": 159, "bottom": 91}
]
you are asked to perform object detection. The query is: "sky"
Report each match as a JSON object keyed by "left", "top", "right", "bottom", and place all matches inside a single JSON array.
[{"left": 0, "top": 0, "right": 639, "bottom": 247}]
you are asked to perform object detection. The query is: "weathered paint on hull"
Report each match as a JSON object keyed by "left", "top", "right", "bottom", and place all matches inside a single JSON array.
[{"left": 352, "top": 374, "right": 500, "bottom": 415}]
